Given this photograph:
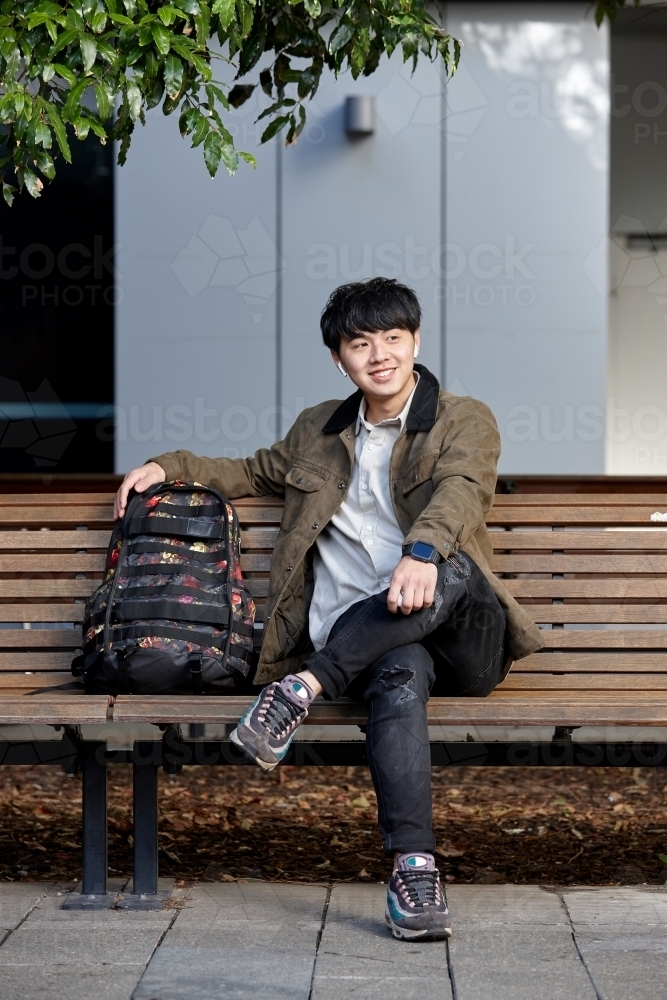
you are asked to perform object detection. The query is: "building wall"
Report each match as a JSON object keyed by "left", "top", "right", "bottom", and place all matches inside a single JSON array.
[
  {"left": 444, "top": 2, "right": 609, "bottom": 474},
  {"left": 116, "top": 2, "right": 610, "bottom": 476},
  {"left": 607, "top": 32, "right": 667, "bottom": 475}
]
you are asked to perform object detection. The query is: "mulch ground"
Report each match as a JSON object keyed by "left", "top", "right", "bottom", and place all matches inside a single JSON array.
[{"left": 1, "top": 763, "right": 666, "bottom": 886}]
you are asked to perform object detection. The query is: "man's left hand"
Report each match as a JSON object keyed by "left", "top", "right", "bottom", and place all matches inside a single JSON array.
[{"left": 387, "top": 556, "right": 438, "bottom": 615}]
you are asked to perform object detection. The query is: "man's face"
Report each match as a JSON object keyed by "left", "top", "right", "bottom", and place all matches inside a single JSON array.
[{"left": 333, "top": 327, "right": 420, "bottom": 401}]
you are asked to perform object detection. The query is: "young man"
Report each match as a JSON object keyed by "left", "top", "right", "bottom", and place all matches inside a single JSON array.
[{"left": 115, "top": 278, "right": 543, "bottom": 941}]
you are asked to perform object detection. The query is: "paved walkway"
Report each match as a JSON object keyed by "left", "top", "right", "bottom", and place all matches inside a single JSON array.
[{"left": 0, "top": 881, "right": 666, "bottom": 1000}]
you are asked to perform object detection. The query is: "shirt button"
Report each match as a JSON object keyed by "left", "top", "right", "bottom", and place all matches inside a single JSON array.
[
  {"left": 361, "top": 484, "right": 368, "bottom": 491},
  {"left": 366, "top": 526, "right": 372, "bottom": 532},
  {"left": 367, "top": 539, "right": 374, "bottom": 546},
  {"left": 368, "top": 445, "right": 374, "bottom": 451}
]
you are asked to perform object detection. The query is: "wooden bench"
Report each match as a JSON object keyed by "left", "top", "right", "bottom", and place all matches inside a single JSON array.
[{"left": 2, "top": 489, "right": 667, "bottom": 906}]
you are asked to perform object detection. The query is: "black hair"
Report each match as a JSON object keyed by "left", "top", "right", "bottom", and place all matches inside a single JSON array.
[{"left": 320, "top": 277, "right": 421, "bottom": 353}]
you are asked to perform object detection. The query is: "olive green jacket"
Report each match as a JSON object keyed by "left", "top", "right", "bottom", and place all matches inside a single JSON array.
[{"left": 151, "top": 365, "right": 543, "bottom": 684}]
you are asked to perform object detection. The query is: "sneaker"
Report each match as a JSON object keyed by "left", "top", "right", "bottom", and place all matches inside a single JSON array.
[
  {"left": 385, "top": 853, "right": 452, "bottom": 941},
  {"left": 229, "top": 675, "right": 314, "bottom": 771}
]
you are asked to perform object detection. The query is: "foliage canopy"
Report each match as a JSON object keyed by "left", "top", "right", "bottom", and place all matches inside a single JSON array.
[{"left": 0, "top": 0, "right": 460, "bottom": 203}]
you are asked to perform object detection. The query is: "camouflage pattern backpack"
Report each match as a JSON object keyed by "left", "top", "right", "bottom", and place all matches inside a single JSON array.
[{"left": 73, "top": 481, "right": 256, "bottom": 695}]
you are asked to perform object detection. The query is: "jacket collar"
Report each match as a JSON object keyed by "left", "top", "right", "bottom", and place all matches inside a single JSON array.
[{"left": 322, "top": 364, "right": 440, "bottom": 435}]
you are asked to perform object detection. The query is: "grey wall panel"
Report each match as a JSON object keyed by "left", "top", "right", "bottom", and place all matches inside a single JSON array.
[
  {"left": 280, "top": 55, "right": 443, "bottom": 422},
  {"left": 115, "top": 100, "right": 277, "bottom": 472},
  {"left": 444, "top": 3, "right": 609, "bottom": 474}
]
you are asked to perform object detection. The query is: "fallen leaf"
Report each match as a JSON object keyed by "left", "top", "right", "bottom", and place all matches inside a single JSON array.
[
  {"left": 358, "top": 868, "right": 370, "bottom": 878},
  {"left": 351, "top": 796, "right": 370, "bottom": 809}
]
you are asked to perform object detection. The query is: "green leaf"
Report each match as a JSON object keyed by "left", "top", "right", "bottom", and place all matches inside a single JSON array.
[
  {"left": 43, "top": 101, "right": 72, "bottom": 162},
  {"left": 220, "top": 141, "right": 239, "bottom": 175},
  {"left": 35, "top": 119, "right": 52, "bottom": 148},
  {"left": 79, "top": 33, "right": 97, "bottom": 72},
  {"left": 658, "top": 854, "right": 667, "bottom": 865},
  {"left": 42, "top": 63, "right": 56, "bottom": 82},
  {"left": 303, "top": 0, "right": 321, "bottom": 16},
  {"left": 95, "top": 82, "right": 112, "bottom": 120},
  {"left": 189, "top": 52, "right": 212, "bottom": 81},
  {"left": 203, "top": 128, "right": 222, "bottom": 177},
  {"left": 329, "top": 21, "right": 354, "bottom": 53},
  {"left": 53, "top": 62, "right": 77, "bottom": 85},
  {"left": 206, "top": 83, "right": 229, "bottom": 110},
  {"left": 87, "top": 118, "right": 107, "bottom": 138},
  {"left": 107, "top": 11, "right": 134, "bottom": 23},
  {"left": 191, "top": 113, "right": 209, "bottom": 146},
  {"left": 62, "top": 79, "right": 89, "bottom": 121},
  {"left": 228, "top": 84, "right": 255, "bottom": 108},
  {"left": 151, "top": 21, "right": 172, "bottom": 55},
  {"left": 23, "top": 169, "right": 44, "bottom": 198},
  {"left": 164, "top": 53, "right": 183, "bottom": 97},
  {"left": 126, "top": 80, "right": 142, "bottom": 120},
  {"left": 2, "top": 182, "right": 16, "bottom": 208},
  {"left": 212, "top": 0, "right": 234, "bottom": 28},
  {"left": 260, "top": 113, "right": 290, "bottom": 143},
  {"left": 259, "top": 68, "right": 272, "bottom": 97},
  {"left": 239, "top": 150, "right": 256, "bottom": 168},
  {"left": 73, "top": 117, "right": 90, "bottom": 139},
  {"left": 34, "top": 149, "right": 56, "bottom": 180},
  {"left": 172, "top": 0, "right": 200, "bottom": 13},
  {"left": 158, "top": 5, "right": 179, "bottom": 24},
  {"left": 91, "top": 10, "right": 108, "bottom": 32}
]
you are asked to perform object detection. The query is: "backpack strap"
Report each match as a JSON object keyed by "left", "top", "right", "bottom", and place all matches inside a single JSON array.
[
  {"left": 189, "top": 651, "right": 203, "bottom": 695},
  {"left": 128, "top": 516, "right": 225, "bottom": 540},
  {"left": 115, "top": 599, "right": 232, "bottom": 627}
]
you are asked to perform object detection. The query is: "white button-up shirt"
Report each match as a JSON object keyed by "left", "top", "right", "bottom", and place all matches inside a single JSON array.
[{"left": 309, "top": 377, "right": 419, "bottom": 650}]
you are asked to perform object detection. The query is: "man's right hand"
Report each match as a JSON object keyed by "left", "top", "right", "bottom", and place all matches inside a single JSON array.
[{"left": 114, "top": 462, "right": 166, "bottom": 520}]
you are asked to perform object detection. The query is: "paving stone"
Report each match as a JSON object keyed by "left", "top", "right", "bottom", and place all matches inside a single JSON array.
[
  {"left": 0, "top": 881, "right": 176, "bottom": 1000},
  {"left": 563, "top": 888, "right": 667, "bottom": 1000},
  {"left": 133, "top": 881, "right": 327, "bottom": 1000},
  {"left": 446, "top": 885, "right": 596, "bottom": 1000},
  {"left": 311, "top": 883, "right": 452, "bottom": 1000},
  {"left": 0, "top": 883, "right": 49, "bottom": 935},
  {"left": 0, "top": 963, "right": 148, "bottom": 1000}
]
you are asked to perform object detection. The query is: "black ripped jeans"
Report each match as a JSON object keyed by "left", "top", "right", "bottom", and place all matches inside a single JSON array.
[{"left": 305, "top": 552, "right": 507, "bottom": 856}]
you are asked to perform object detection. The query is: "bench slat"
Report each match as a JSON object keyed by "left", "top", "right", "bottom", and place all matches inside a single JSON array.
[
  {"left": 0, "top": 506, "right": 113, "bottom": 525},
  {"left": 507, "top": 580, "right": 667, "bottom": 598},
  {"left": 0, "top": 672, "right": 78, "bottom": 689},
  {"left": 110, "top": 692, "right": 667, "bottom": 727},
  {"left": 0, "top": 530, "right": 112, "bottom": 550},
  {"left": 0, "top": 696, "right": 108, "bottom": 724},
  {"left": 0, "top": 605, "right": 85, "bottom": 622},
  {"left": 493, "top": 494, "right": 667, "bottom": 506},
  {"left": 0, "top": 652, "right": 78, "bottom": 671},
  {"left": 493, "top": 554, "right": 667, "bottom": 574},
  {"left": 0, "top": 630, "right": 80, "bottom": 649},
  {"left": 512, "top": 651, "right": 667, "bottom": 672},
  {"left": 487, "top": 507, "right": 666, "bottom": 525},
  {"left": 490, "top": 530, "right": 667, "bottom": 550},
  {"left": 501, "top": 673, "right": 667, "bottom": 690},
  {"left": 518, "top": 604, "right": 667, "bottom": 624},
  {"left": 541, "top": 629, "right": 667, "bottom": 649},
  {"left": 0, "top": 552, "right": 271, "bottom": 574}
]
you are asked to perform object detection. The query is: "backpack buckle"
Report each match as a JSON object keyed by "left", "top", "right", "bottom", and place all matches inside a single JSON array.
[{"left": 189, "top": 651, "right": 203, "bottom": 695}]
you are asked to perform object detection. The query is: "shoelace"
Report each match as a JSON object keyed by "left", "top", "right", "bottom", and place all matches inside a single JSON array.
[
  {"left": 262, "top": 686, "right": 304, "bottom": 738},
  {"left": 398, "top": 870, "right": 440, "bottom": 907}
]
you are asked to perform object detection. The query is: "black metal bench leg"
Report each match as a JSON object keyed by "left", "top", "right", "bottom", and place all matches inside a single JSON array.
[
  {"left": 133, "top": 751, "right": 158, "bottom": 895},
  {"left": 61, "top": 741, "right": 111, "bottom": 909},
  {"left": 116, "top": 742, "right": 170, "bottom": 910}
]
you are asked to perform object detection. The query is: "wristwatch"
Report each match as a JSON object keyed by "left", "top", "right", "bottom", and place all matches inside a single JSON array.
[{"left": 402, "top": 540, "right": 441, "bottom": 565}]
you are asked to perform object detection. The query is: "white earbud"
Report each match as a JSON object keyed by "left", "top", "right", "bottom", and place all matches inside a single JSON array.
[
  {"left": 337, "top": 362, "right": 348, "bottom": 377},
  {"left": 414, "top": 346, "right": 420, "bottom": 358}
]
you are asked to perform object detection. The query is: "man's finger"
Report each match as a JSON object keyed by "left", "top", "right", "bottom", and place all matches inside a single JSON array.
[
  {"left": 387, "top": 578, "right": 402, "bottom": 614},
  {"left": 401, "top": 582, "right": 415, "bottom": 614}
]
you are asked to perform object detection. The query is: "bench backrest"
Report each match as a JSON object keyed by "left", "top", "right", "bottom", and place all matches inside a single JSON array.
[{"left": 1, "top": 491, "right": 666, "bottom": 699}]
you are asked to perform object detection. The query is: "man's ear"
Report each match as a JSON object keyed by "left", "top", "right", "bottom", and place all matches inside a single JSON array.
[{"left": 330, "top": 349, "right": 341, "bottom": 368}]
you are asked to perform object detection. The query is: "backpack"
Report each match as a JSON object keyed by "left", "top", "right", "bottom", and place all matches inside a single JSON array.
[{"left": 73, "top": 481, "right": 256, "bottom": 695}]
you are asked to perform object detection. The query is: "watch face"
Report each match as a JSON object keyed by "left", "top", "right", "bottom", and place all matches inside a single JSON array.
[{"left": 411, "top": 541, "right": 435, "bottom": 560}]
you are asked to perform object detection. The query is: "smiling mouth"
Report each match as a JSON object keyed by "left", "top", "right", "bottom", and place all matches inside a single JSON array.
[{"left": 368, "top": 368, "right": 397, "bottom": 381}]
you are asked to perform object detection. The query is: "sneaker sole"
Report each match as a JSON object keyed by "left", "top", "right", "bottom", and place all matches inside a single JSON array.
[
  {"left": 385, "top": 911, "right": 452, "bottom": 941},
  {"left": 229, "top": 727, "right": 279, "bottom": 772}
]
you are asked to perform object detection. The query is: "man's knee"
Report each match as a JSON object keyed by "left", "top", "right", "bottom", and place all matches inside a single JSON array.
[{"left": 363, "top": 644, "right": 434, "bottom": 707}]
